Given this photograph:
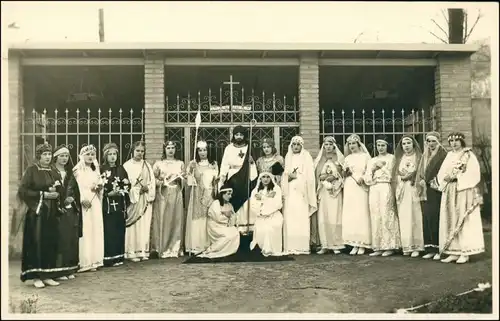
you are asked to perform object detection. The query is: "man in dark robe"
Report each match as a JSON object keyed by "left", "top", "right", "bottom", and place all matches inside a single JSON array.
[{"left": 416, "top": 131, "right": 448, "bottom": 260}]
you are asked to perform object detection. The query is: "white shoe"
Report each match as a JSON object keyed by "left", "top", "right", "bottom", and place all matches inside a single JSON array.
[
  {"left": 141, "top": 257, "right": 149, "bottom": 261},
  {"left": 349, "top": 247, "right": 359, "bottom": 255},
  {"left": 422, "top": 253, "right": 434, "bottom": 259},
  {"left": 317, "top": 249, "right": 327, "bottom": 255},
  {"left": 403, "top": 252, "right": 410, "bottom": 256},
  {"left": 112, "top": 262, "right": 124, "bottom": 267},
  {"left": 456, "top": 255, "right": 469, "bottom": 264},
  {"left": 68, "top": 275, "right": 76, "bottom": 280},
  {"left": 411, "top": 251, "right": 420, "bottom": 258},
  {"left": 42, "top": 279, "right": 60, "bottom": 286},
  {"left": 357, "top": 247, "right": 365, "bottom": 255},
  {"left": 90, "top": 268, "right": 97, "bottom": 272},
  {"left": 369, "top": 251, "right": 382, "bottom": 257},
  {"left": 131, "top": 258, "right": 140, "bottom": 262},
  {"left": 382, "top": 250, "right": 394, "bottom": 257},
  {"left": 333, "top": 250, "right": 341, "bottom": 255},
  {"left": 56, "top": 276, "right": 69, "bottom": 281},
  {"left": 33, "top": 279, "right": 45, "bottom": 288},
  {"left": 433, "top": 254, "right": 441, "bottom": 261},
  {"left": 441, "top": 255, "right": 459, "bottom": 263}
]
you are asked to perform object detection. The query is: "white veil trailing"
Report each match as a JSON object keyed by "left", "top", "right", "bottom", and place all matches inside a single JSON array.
[
  {"left": 343, "top": 134, "right": 370, "bottom": 157},
  {"left": 313, "top": 136, "right": 345, "bottom": 170}
]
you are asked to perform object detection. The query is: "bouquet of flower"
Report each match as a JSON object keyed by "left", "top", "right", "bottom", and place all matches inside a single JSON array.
[
  {"left": 90, "top": 170, "right": 111, "bottom": 202},
  {"left": 108, "top": 176, "right": 130, "bottom": 196}
]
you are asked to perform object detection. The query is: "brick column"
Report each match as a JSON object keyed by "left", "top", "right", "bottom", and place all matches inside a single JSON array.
[
  {"left": 8, "top": 56, "right": 23, "bottom": 256},
  {"left": 434, "top": 56, "right": 474, "bottom": 148},
  {"left": 299, "top": 55, "right": 320, "bottom": 158},
  {"left": 144, "top": 53, "right": 165, "bottom": 162}
]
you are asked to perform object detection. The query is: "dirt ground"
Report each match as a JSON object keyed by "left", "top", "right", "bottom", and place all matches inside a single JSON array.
[{"left": 7, "top": 232, "right": 492, "bottom": 314}]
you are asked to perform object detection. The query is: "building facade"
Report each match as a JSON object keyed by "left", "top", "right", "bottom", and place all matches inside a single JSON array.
[{"left": 7, "top": 42, "right": 478, "bottom": 237}]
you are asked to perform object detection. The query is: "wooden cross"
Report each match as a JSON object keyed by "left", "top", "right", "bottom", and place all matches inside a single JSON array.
[
  {"left": 110, "top": 200, "right": 119, "bottom": 211},
  {"left": 223, "top": 75, "right": 240, "bottom": 111}
]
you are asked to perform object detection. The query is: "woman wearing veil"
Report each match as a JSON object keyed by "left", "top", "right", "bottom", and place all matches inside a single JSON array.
[
  {"left": 15, "top": 143, "right": 66, "bottom": 288},
  {"left": 185, "top": 140, "right": 219, "bottom": 255},
  {"left": 52, "top": 145, "right": 80, "bottom": 281},
  {"left": 393, "top": 135, "right": 424, "bottom": 258},
  {"left": 100, "top": 143, "right": 131, "bottom": 267},
  {"left": 67, "top": 144, "right": 105, "bottom": 272},
  {"left": 415, "top": 132, "right": 448, "bottom": 260},
  {"left": 341, "top": 134, "right": 372, "bottom": 255},
  {"left": 123, "top": 140, "right": 156, "bottom": 262},
  {"left": 249, "top": 171, "right": 284, "bottom": 256},
  {"left": 436, "top": 132, "right": 484, "bottom": 264},
  {"left": 313, "top": 136, "right": 345, "bottom": 254},
  {"left": 363, "top": 135, "right": 401, "bottom": 257}
]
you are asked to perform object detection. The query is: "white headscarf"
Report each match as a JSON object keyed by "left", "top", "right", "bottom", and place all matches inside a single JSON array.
[
  {"left": 73, "top": 144, "right": 100, "bottom": 174},
  {"left": 313, "top": 136, "right": 345, "bottom": 170},
  {"left": 252, "top": 171, "right": 281, "bottom": 195},
  {"left": 344, "top": 134, "right": 370, "bottom": 157},
  {"left": 282, "top": 135, "right": 317, "bottom": 216}
]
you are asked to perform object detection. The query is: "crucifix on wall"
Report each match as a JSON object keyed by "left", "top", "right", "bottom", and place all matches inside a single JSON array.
[{"left": 223, "top": 75, "right": 240, "bottom": 111}]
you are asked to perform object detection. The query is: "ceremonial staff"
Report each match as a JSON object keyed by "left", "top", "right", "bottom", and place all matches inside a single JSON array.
[
  {"left": 192, "top": 107, "right": 202, "bottom": 162},
  {"left": 246, "top": 118, "right": 257, "bottom": 235}
]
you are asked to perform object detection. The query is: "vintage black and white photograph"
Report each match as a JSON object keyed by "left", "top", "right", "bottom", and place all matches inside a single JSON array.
[{"left": 1, "top": 1, "right": 497, "bottom": 318}]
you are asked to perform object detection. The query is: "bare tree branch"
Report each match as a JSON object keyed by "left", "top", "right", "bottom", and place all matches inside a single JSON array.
[
  {"left": 431, "top": 18, "right": 449, "bottom": 38},
  {"left": 353, "top": 32, "right": 365, "bottom": 43},
  {"left": 429, "top": 30, "right": 449, "bottom": 44},
  {"left": 441, "top": 9, "right": 449, "bottom": 24},
  {"left": 464, "top": 10, "right": 483, "bottom": 43}
]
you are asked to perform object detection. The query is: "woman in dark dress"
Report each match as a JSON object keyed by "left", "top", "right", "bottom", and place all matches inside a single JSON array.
[
  {"left": 101, "top": 143, "right": 131, "bottom": 267},
  {"left": 52, "top": 145, "right": 81, "bottom": 281},
  {"left": 17, "top": 143, "right": 66, "bottom": 288}
]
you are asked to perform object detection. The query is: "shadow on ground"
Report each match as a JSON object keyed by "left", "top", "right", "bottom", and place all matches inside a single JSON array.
[{"left": 7, "top": 233, "right": 492, "bottom": 314}]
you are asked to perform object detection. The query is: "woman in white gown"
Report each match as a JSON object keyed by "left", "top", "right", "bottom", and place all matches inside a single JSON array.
[
  {"left": 123, "top": 141, "right": 156, "bottom": 262},
  {"left": 436, "top": 132, "right": 484, "bottom": 264},
  {"left": 313, "top": 136, "right": 345, "bottom": 254},
  {"left": 198, "top": 184, "right": 240, "bottom": 259},
  {"left": 249, "top": 171, "right": 284, "bottom": 256},
  {"left": 393, "top": 135, "right": 425, "bottom": 257},
  {"left": 71, "top": 145, "right": 105, "bottom": 272},
  {"left": 364, "top": 135, "right": 401, "bottom": 257},
  {"left": 341, "top": 134, "right": 372, "bottom": 255}
]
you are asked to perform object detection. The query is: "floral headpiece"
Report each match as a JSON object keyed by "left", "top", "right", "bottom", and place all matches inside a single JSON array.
[
  {"left": 346, "top": 134, "right": 360, "bottom": 144},
  {"left": 196, "top": 141, "right": 208, "bottom": 149},
  {"left": 262, "top": 138, "right": 275, "bottom": 146},
  {"left": 291, "top": 136, "right": 304, "bottom": 145},
  {"left": 448, "top": 132, "right": 465, "bottom": 142},
  {"left": 103, "top": 142, "right": 119, "bottom": 154},
  {"left": 79, "top": 144, "right": 96, "bottom": 156}
]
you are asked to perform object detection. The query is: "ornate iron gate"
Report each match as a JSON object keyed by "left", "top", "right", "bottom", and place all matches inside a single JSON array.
[
  {"left": 20, "top": 106, "right": 145, "bottom": 176},
  {"left": 320, "top": 107, "right": 436, "bottom": 155},
  {"left": 165, "top": 77, "right": 300, "bottom": 164}
]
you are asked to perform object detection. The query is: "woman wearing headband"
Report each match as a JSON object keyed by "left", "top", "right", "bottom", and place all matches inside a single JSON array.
[
  {"left": 123, "top": 140, "right": 156, "bottom": 262},
  {"left": 415, "top": 132, "right": 448, "bottom": 260},
  {"left": 249, "top": 171, "right": 284, "bottom": 257},
  {"left": 100, "top": 143, "right": 131, "bottom": 267},
  {"left": 68, "top": 144, "right": 105, "bottom": 272},
  {"left": 256, "top": 138, "right": 285, "bottom": 186},
  {"left": 393, "top": 135, "right": 424, "bottom": 258},
  {"left": 364, "top": 135, "right": 401, "bottom": 257},
  {"left": 185, "top": 140, "right": 219, "bottom": 255},
  {"left": 341, "top": 134, "right": 372, "bottom": 255},
  {"left": 313, "top": 136, "right": 345, "bottom": 255},
  {"left": 151, "top": 140, "right": 186, "bottom": 258},
  {"left": 16, "top": 143, "right": 67, "bottom": 288},
  {"left": 52, "top": 145, "right": 80, "bottom": 281},
  {"left": 197, "top": 183, "right": 240, "bottom": 259},
  {"left": 436, "top": 132, "right": 484, "bottom": 264}
]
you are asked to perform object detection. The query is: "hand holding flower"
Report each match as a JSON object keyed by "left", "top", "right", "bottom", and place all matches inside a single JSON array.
[
  {"left": 319, "top": 173, "right": 328, "bottom": 181},
  {"left": 255, "top": 193, "right": 263, "bottom": 201},
  {"left": 81, "top": 200, "right": 92, "bottom": 210}
]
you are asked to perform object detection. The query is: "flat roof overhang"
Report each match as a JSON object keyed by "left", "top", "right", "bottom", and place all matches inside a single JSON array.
[{"left": 8, "top": 42, "right": 478, "bottom": 60}]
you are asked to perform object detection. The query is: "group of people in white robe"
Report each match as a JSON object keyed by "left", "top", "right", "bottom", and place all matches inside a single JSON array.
[{"left": 16, "top": 126, "right": 486, "bottom": 288}]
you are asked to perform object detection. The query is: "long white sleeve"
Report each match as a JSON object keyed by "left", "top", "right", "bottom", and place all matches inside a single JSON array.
[{"left": 457, "top": 151, "right": 481, "bottom": 191}]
